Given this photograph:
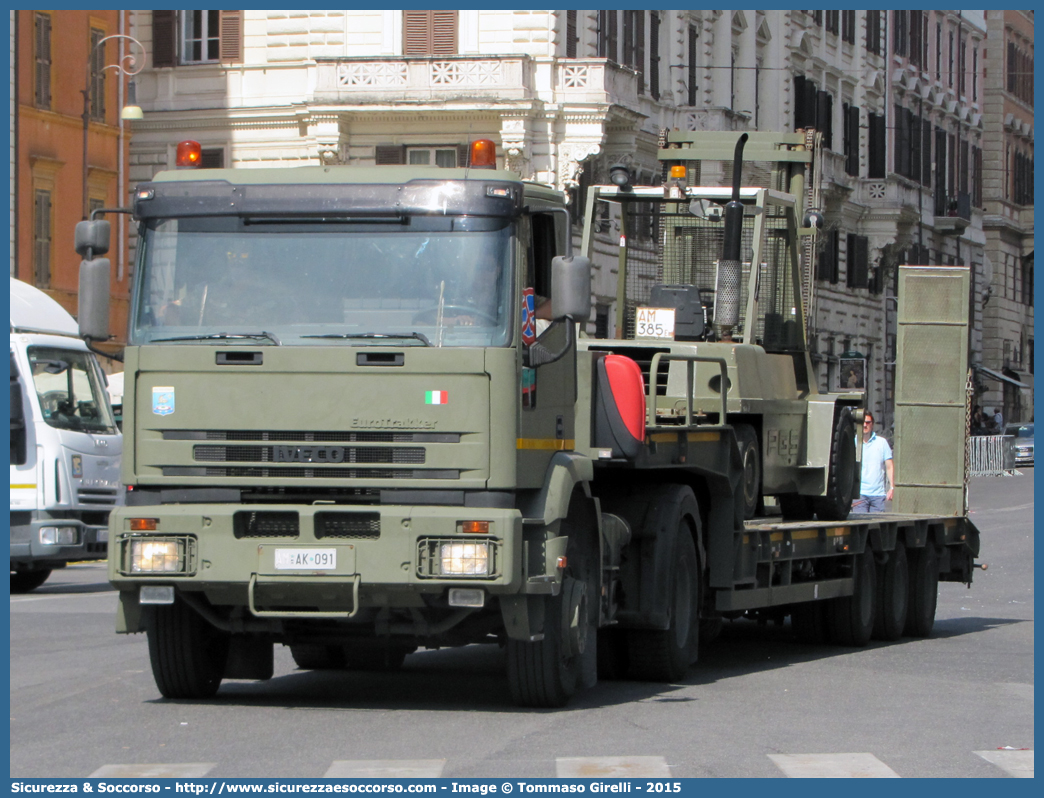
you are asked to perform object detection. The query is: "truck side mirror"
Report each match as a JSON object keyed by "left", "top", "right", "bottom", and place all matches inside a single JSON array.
[
  {"left": 75, "top": 220, "right": 110, "bottom": 258},
  {"left": 551, "top": 255, "right": 592, "bottom": 323},
  {"left": 78, "top": 257, "right": 112, "bottom": 341}
]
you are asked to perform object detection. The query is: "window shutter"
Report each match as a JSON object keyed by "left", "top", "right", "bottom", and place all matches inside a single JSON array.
[
  {"left": 566, "top": 11, "right": 577, "bottom": 58},
  {"left": 687, "top": 26, "right": 697, "bottom": 106},
  {"left": 431, "top": 11, "right": 457, "bottom": 55},
  {"left": 35, "top": 13, "right": 52, "bottom": 108},
  {"left": 219, "top": 10, "right": 243, "bottom": 64},
  {"left": 152, "top": 10, "right": 177, "bottom": 68},
  {"left": 607, "top": 10, "right": 617, "bottom": 63},
  {"left": 921, "top": 121, "right": 932, "bottom": 187},
  {"left": 844, "top": 104, "right": 860, "bottom": 176},
  {"left": 816, "top": 90, "right": 832, "bottom": 148},
  {"left": 649, "top": 12, "right": 659, "bottom": 100},
  {"left": 793, "top": 76, "right": 806, "bottom": 130},
  {"left": 375, "top": 146, "right": 406, "bottom": 165},
  {"left": 635, "top": 11, "right": 645, "bottom": 96},
  {"left": 404, "top": 10, "right": 457, "bottom": 56},
  {"left": 868, "top": 112, "right": 885, "bottom": 178}
]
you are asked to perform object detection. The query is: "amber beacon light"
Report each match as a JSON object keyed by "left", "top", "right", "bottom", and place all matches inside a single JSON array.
[
  {"left": 469, "top": 139, "right": 497, "bottom": 169},
  {"left": 176, "top": 140, "right": 203, "bottom": 168}
]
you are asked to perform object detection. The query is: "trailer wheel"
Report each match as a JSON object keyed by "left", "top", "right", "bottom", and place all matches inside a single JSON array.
[
  {"left": 826, "top": 551, "right": 876, "bottom": 646},
  {"left": 290, "top": 644, "right": 348, "bottom": 670},
  {"left": 904, "top": 545, "right": 939, "bottom": 638},
  {"left": 147, "top": 598, "right": 229, "bottom": 699},
  {"left": 873, "top": 542, "right": 909, "bottom": 641},
  {"left": 734, "top": 424, "right": 763, "bottom": 520},
  {"left": 813, "top": 407, "right": 857, "bottom": 521},
  {"left": 10, "top": 569, "right": 52, "bottom": 593},
  {"left": 507, "top": 495, "right": 598, "bottom": 708},
  {"left": 627, "top": 524, "right": 700, "bottom": 682},
  {"left": 790, "top": 602, "right": 829, "bottom": 644}
]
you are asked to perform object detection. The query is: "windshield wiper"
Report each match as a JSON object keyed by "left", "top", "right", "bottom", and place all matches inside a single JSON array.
[
  {"left": 301, "top": 332, "right": 432, "bottom": 346},
  {"left": 151, "top": 332, "right": 282, "bottom": 345}
]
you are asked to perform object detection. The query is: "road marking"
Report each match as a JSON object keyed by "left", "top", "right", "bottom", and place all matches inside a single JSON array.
[
  {"left": 974, "top": 750, "right": 1034, "bottom": 778},
  {"left": 324, "top": 760, "right": 446, "bottom": 778},
  {"left": 768, "top": 753, "right": 900, "bottom": 778},
  {"left": 90, "top": 764, "right": 216, "bottom": 778},
  {"left": 556, "top": 757, "right": 671, "bottom": 777}
]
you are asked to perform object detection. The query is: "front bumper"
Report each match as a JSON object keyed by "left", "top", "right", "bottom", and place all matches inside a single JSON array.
[
  {"left": 10, "top": 515, "right": 109, "bottom": 569},
  {"left": 107, "top": 503, "right": 527, "bottom": 614}
]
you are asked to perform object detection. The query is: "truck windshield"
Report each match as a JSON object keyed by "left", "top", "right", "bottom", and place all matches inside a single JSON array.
[
  {"left": 132, "top": 216, "right": 515, "bottom": 347},
  {"left": 27, "top": 346, "right": 117, "bottom": 434}
]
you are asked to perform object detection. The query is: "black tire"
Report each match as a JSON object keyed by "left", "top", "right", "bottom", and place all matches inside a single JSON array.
[
  {"left": 507, "top": 494, "right": 598, "bottom": 708},
  {"left": 734, "top": 424, "right": 762, "bottom": 520},
  {"left": 10, "top": 569, "right": 52, "bottom": 593},
  {"left": 290, "top": 644, "right": 348, "bottom": 670},
  {"left": 873, "top": 542, "right": 909, "bottom": 641},
  {"left": 627, "top": 524, "right": 700, "bottom": 682},
  {"left": 791, "top": 601, "right": 829, "bottom": 644},
  {"left": 905, "top": 545, "right": 939, "bottom": 638},
  {"left": 147, "top": 598, "right": 230, "bottom": 699},
  {"left": 779, "top": 494, "right": 815, "bottom": 522},
  {"left": 826, "top": 551, "right": 876, "bottom": 646},
  {"left": 814, "top": 407, "right": 858, "bottom": 521}
]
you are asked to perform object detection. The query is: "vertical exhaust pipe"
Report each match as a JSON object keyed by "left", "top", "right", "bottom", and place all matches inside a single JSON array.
[{"left": 714, "top": 133, "right": 748, "bottom": 341}]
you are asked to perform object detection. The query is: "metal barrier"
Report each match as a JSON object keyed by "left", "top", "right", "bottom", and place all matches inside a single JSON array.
[{"left": 969, "top": 435, "right": 1017, "bottom": 476}]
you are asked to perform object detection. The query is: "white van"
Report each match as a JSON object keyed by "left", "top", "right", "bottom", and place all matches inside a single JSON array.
[{"left": 9, "top": 278, "right": 123, "bottom": 592}]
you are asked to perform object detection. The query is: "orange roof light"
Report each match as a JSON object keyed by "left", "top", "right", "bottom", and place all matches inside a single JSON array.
[
  {"left": 461, "top": 520, "right": 490, "bottom": 534},
  {"left": 469, "top": 139, "right": 497, "bottom": 169},
  {"left": 176, "top": 140, "right": 203, "bottom": 169},
  {"left": 670, "top": 165, "right": 687, "bottom": 179},
  {"left": 129, "top": 518, "right": 159, "bottom": 531}
]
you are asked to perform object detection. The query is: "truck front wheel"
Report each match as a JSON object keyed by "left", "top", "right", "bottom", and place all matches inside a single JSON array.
[
  {"left": 10, "top": 569, "right": 51, "bottom": 593},
  {"left": 627, "top": 524, "right": 700, "bottom": 682},
  {"left": 147, "top": 597, "right": 230, "bottom": 699}
]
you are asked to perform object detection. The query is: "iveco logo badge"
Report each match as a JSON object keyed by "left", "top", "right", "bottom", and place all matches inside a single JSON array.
[
  {"left": 274, "top": 446, "right": 345, "bottom": 464},
  {"left": 153, "top": 386, "right": 175, "bottom": 416}
]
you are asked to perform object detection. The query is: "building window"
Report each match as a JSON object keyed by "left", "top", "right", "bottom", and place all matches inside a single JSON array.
[
  {"left": 948, "top": 31, "right": 954, "bottom": 87},
  {"left": 909, "top": 11, "right": 924, "bottom": 68},
  {"left": 408, "top": 147, "right": 458, "bottom": 168},
  {"left": 972, "top": 145, "right": 982, "bottom": 208},
  {"left": 201, "top": 148, "right": 225, "bottom": 169},
  {"left": 825, "top": 11, "right": 839, "bottom": 36},
  {"left": 843, "top": 103, "right": 860, "bottom": 176},
  {"left": 816, "top": 228, "right": 839, "bottom": 284},
  {"left": 866, "top": 11, "right": 882, "bottom": 55},
  {"left": 152, "top": 10, "right": 243, "bottom": 67},
  {"left": 33, "top": 190, "right": 52, "bottom": 289},
  {"left": 972, "top": 47, "right": 978, "bottom": 101},
  {"left": 622, "top": 10, "right": 645, "bottom": 95},
  {"left": 935, "top": 22, "right": 942, "bottom": 80},
  {"left": 89, "top": 28, "right": 106, "bottom": 123},
  {"left": 893, "top": 11, "right": 907, "bottom": 57},
  {"left": 841, "top": 11, "right": 855, "bottom": 44},
  {"left": 687, "top": 26, "right": 698, "bottom": 106},
  {"left": 958, "top": 39, "right": 967, "bottom": 96},
  {"left": 649, "top": 12, "right": 660, "bottom": 101},
  {"left": 34, "top": 12, "right": 52, "bottom": 109},
  {"left": 597, "top": 11, "right": 618, "bottom": 63},
  {"left": 565, "top": 10, "right": 578, "bottom": 58},
  {"left": 868, "top": 111, "right": 886, "bottom": 178},
  {"left": 846, "top": 234, "right": 869, "bottom": 290}
]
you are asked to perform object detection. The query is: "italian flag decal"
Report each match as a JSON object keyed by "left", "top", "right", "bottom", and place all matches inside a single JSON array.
[{"left": 425, "top": 390, "right": 448, "bottom": 405}]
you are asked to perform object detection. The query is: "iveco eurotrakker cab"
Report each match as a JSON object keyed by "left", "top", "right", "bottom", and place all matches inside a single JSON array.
[
  {"left": 78, "top": 137, "right": 982, "bottom": 707},
  {"left": 10, "top": 278, "right": 121, "bottom": 592}
]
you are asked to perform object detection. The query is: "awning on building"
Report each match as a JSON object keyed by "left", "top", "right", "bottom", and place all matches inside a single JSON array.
[{"left": 974, "top": 365, "right": 1031, "bottom": 389}]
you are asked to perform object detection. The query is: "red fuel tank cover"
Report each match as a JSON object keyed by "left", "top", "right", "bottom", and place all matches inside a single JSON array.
[{"left": 603, "top": 354, "right": 646, "bottom": 441}]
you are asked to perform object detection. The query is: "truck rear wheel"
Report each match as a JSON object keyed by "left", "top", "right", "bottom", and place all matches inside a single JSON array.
[
  {"left": 905, "top": 545, "right": 939, "bottom": 638},
  {"left": 627, "top": 524, "right": 700, "bottom": 682},
  {"left": 10, "top": 569, "right": 51, "bottom": 593},
  {"left": 873, "top": 542, "right": 909, "bottom": 641},
  {"left": 813, "top": 407, "right": 857, "bottom": 521},
  {"left": 290, "top": 644, "right": 348, "bottom": 670},
  {"left": 147, "top": 597, "right": 229, "bottom": 699},
  {"left": 507, "top": 494, "right": 598, "bottom": 708},
  {"left": 734, "top": 424, "right": 762, "bottom": 520},
  {"left": 826, "top": 551, "right": 876, "bottom": 646}
]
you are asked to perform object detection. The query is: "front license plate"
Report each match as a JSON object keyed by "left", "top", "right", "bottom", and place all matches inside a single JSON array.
[{"left": 274, "top": 548, "right": 337, "bottom": 570}]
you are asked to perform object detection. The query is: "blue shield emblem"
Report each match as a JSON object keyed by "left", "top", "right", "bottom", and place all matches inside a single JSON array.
[{"left": 152, "top": 386, "right": 175, "bottom": 416}]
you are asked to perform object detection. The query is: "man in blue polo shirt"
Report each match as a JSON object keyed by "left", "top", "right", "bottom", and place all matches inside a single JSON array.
[{"left": 852, "top": 410, "right": 893, "bottom": 513}]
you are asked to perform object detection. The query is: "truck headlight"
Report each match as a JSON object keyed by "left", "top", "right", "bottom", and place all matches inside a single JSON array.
[
  {"left": 39, "top": 526, "right": 78, "bottom": 546},
  {"left": 440, "top": 542, "right": 490, "bottom": 576},
  {"left": 130, "top": 539, "right": 182, "bottom": 573}
]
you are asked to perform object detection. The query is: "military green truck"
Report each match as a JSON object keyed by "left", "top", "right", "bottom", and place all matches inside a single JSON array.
[{"left": 76, "top": 135, "right": 982, "bottom": 708}]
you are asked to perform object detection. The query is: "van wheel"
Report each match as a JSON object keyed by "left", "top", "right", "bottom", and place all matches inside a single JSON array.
[
  {"left": 826, "top": 551, "right": 876, "bottom": 646},
  {"left": 290, "top": 644, "right": 348, "bottom": 670},
  {"left": 507, "top": 494, "right": 597, "bottom": 708},
  {"left": 734, "top": 424, "right": 763, "bottom": 519},
  {"left": 905, "top": 546, "right": 939, "bottom": 638},
  {"left": 873, "top": 542, "right": 909, "bottom": 641},
  {"left": 10, "top": 569, "right": 51, "bottom": 593},
  {"left": 814, "top": 407, "right": 858, "bottom": 521},
  {"left": 147, "top": 598, "right": 229, "bottom": 699},
  {"left": 628, "top": 523, "right": 700, "bottom": 682}
]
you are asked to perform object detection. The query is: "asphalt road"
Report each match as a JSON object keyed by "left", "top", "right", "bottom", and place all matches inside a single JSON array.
[{"left": 9, "top": 472, "right": 1034, "bottom": 779}]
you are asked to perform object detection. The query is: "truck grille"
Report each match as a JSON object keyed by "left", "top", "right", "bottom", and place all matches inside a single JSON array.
[
  {"left": 192, "top": 445, "right": 425, "bottom": 465},
  {"left": 162, "top": 466, "right": 459, "bottom": 480},
  {"left": 315, "top": 512, "right": 380, "bottom": 540},
  {"left": 234, "top": 511, "right": 299, "bottom": 539},
  {"left": 164, "top": 430, "right": 459, "bottom": 444},
  {"left": 77, "top": 488, "right": 119, "bottom": 506}
]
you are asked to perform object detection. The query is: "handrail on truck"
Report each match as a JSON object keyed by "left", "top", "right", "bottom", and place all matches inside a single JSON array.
[{"left": 646, "top": 352, "right": 729, "bottom": 430}]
